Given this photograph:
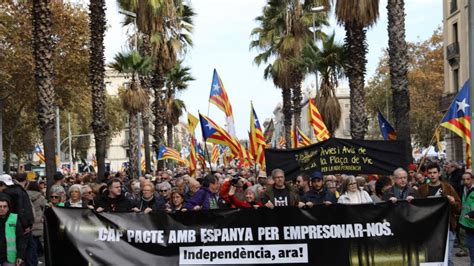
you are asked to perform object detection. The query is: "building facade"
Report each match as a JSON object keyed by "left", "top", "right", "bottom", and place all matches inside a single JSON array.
[{"left": 442, "top": 0, "right": 469, "bottom": 162}]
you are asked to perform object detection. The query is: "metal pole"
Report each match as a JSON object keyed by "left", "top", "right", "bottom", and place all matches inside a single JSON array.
[
  {"left": 68, "top": 113, "right": 73, "bottom": 172},
  {"left": 56, "top": 107, "right": 60, "bottom": 163},
  {"left": 137, "top": 113, "right": 142, "bottom": 178},
  {"left": 0, "top": 100, "right": 3, "bottom": 174},
  {"left": 469, "top": 1, "right": 474, "bottom": 168}
]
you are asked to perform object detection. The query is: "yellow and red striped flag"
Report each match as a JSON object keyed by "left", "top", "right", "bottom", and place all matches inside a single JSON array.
[
  {"left": 291, "top": 129, "right": 299, "bottom": 148},
  {"left": 249, "top": 103, "right": 266, "bottom": 167},
  {"left": 309, "top": 98, "right": 331, "bottom": 141},
  {"left": 211, "top": 145, "right": 219, "bottom": 164},
  {"left": 278, "top": 136, "right": 286, "bottom": 149},
  {"left": 188, "top": 137, "right": 198, "bottom": 176},
  {"left": 34, "top": 144, "right": 46, "bottom": 163},
  {"left": 209, "top": 69, "right": 236, "bottom": 135}
]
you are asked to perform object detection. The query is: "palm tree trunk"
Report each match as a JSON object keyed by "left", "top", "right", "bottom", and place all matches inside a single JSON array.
[
  {"left": 282, "top": 88, "right": 292, "bottom": 146},
  {"left": 129, "top": 113, "right": 139, "bottom": 179},
  {"left": 4, "top": 149, "right": 10, "bottom": 175},
  {"left": 89, "top": 0, "right": 108, "bottom": 182},
  {"left": 345, "top": 23, "right": 368, "bottom": 140},
  {"left": 32, "top": 0, "right": 56, "bottom": 193},
  {"left": 292, "top": 72, "right": 303, "bottom": 130},
  {"left": 140, "top": 34, "right": 152, "bottom": 174},
  {"left": 152, "top": 71, "right": 165, "bottom": 171},
  {"left": 388, "top": 0, "right": 412, "bottom": 161},
  {"left": 167, "top": 123, "right": 173, "bottom": 147}
]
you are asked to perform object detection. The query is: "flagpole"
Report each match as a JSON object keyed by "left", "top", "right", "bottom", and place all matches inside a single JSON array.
[
  {"left": 416, "top": 125, "right": 441, "bottom": 174},
  {"left": 469, "top": 1, "right": 474, "bottom": 169}
]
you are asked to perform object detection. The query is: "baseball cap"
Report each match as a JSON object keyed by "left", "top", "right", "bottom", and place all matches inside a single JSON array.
[
  {"left": 258, "top": 171, "right": 267, "bottom": 178},
  {"left": 310, "top": 171, "right": 323, "bottom": 180},
  {"left": 0, "top": 175, "right": 14, "bottom": 186}
]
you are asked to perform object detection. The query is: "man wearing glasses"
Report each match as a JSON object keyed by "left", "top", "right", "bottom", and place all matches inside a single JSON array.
[
  {"left": 262, "top": 169, "right": 299, "bottom": 208},
  {"left": 418, "top": 162, "right": 461, "bottom": 266}
]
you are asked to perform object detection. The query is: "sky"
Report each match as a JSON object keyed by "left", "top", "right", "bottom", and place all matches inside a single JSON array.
[{"left": 103, "top": 0, "right": 443, "bottom": 140}]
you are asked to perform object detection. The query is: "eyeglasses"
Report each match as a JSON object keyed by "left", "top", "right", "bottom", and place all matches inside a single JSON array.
[
  {"left": 348, "top": 182, "right": 357, "bottom": 185},
  {"left": 50, "top": 196, "right": 60, "bottom": 199}
]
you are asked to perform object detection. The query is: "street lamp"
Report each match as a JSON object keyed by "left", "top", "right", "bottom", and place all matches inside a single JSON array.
[{"left": 310, "top": 6, "right": 325, "bottom": 92}]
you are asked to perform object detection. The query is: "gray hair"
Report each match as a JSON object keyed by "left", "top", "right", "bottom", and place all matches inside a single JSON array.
[
  {"left": 68, "top": 184, "right": 82, "bottom": 196},
  {"left": 271, "top": 169, "right": 285, "bottom": 178},
  {"left": 158, "top": 181, "right": 172, "bottom": 190},
  {"left": 393, "top": 167, "right": 407, "bottom": 177}
]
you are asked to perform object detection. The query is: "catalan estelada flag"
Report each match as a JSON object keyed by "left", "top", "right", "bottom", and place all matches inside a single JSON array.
[
  {"left": 298, "top": 128, "right": 312, "bottom": 146},
  {"left": 157, "top": 144, "right": 186, "bottom": 165},
  {"left": 309, "top": 98, "right": 330, "bottom": 141},
  {"left": 35, "top": 144, "right": 45, "bottom": 163},
  {"left": 441, "top": 80, "right": 470, "bottom": 145},
  {"left": 249, "top": 103, "right": 266, "bottom": 167},
  {"left": 209, "top": 69, "right": 236, "bottom": 136},
  {"left": 291, "top": 129, "right": 299, "bottom": 148},
  {"left": 196, "top": 142, "right": 206, "bottom": 165},
  {"left": 199, "top": 113, "right": 240, "bottom": 156},
  {"left": 377, "top": 111, "right": 397, "bottom": 141}
]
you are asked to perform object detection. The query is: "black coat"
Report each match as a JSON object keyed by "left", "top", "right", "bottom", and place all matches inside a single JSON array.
[
  {"left": 94, "top": 193, "right": 134, "bottom": 212},
  {"left": 301, "top": 187, "right": 337, "bottom": 204},
  {"left": 4, "top": 185, "right": 34, "bottom": 230},
  {"left": 137, "top": 196, "right": 166, "bottom": 213},
  {"left": 0, "top": 213, "right": 25, "bottom": 262}
]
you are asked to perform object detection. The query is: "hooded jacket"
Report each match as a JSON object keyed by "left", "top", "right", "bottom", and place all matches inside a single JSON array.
[{"left": 26, "top": 190, "right": 46, "bottom": 237}]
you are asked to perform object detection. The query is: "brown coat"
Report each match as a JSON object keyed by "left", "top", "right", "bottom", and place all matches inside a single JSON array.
[{"left": 418, "top": 182, "right": 461, "bottom": 231}]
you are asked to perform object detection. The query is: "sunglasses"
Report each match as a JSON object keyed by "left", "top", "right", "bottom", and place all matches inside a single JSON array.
[
  {"left": 50, "top": 196, "right": 60, "bottom": 199},
  {"left": 160, "top": 190, "right": 169, "bottom": 192}
]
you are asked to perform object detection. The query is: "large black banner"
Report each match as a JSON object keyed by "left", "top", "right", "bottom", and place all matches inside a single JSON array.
[
  {"left": 265, "top": 138, "right": 407, "bottom": 179},
  {"left": 45, "top": 198, "right": 448, "bottom": 266}
]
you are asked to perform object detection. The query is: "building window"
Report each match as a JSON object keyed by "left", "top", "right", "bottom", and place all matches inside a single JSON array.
[
  {"left": 450, "top": 0, "right": 458, "bottom": 14},
  {"left": 453, "top": 68, "right": 459, "bottom": 91},
  {"left": 453, "top": 23, "right": 458, "bottom": 42}
]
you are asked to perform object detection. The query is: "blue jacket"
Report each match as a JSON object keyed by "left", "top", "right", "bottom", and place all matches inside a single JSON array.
[
  {"left": 301, "top": 187, "right": 337, "bottom": 204},
  {"left": 184, "top": 187, "right": 219, "bottom": 210}
]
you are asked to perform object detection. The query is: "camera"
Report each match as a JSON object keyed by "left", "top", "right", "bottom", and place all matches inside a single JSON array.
[{"left": 231, "top": 175, "right": 240, "bottom": 186}]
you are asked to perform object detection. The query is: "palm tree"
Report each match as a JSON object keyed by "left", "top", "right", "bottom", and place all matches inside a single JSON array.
[
  {"left": 32, "top": 0, "right": 56, "bottom": 191},
  {"left": 335, "top": 0, "right": 379, "bottom": 139},
  {"left": 302, "top": 32, "right": 345, "bottom": 135},
  {"left": 89, "top": 0, "right": 108, "bottom": 181},
  {"left": 109, "top": 51, "right": 152, "bottom": 179},
  {"left": 251, "top": 0, "right": 327, "bottom": 145},
  {"left": 164, "top": 61, "right": 194, "bottom": 147},
  {"left": 117, "top": 0, "right": 194, "bottom": 170},
  {"left": 387, "top": 0, "right": 412, "bottom": 160}
]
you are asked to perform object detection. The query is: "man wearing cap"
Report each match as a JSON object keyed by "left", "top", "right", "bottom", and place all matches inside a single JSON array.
[
  {"left": 0, "top": 193, "right": 25, "bottom": 266},
  {"left": 262, "top": 169, "right": 299, "bottom": 208},
  {"left": 299, "top": 171, "right": 337, "bottom": 208}
]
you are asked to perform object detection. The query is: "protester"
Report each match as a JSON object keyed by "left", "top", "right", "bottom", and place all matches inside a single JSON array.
[
  {"left": 65, "top": 184, "right": 87, "bottom": 208},
  {"left": 299, "top": 171, "right": 336, "bottom": 207},
  {"left": 124, "top": 179, "right": 141, "bottom": 206},
  {"left": 459, "top": 172, "right": 474, "bottom": 262},
  {"left": 418, "top": 162, "right": 461, "bottom": 266},
  {"left": 26, "top": 181, "right": 46, "bottom": 264},
  {"left": 95, "top": 179, "right": 136, "bottom": 212},
  {"left": 48, "top": 186, "right": 66, "bottom": 207},
  {"left": 446, "top": 162, "right": 464, "bottom": 198},
  {"left": 167, "top": 191, "right": 186, "bottom": 213},
  {"left": 137, "top": 182, "right": 165, "bottom": 213},
  {"left": 337, "top": 176, "right": 373, "bottom": 204},
  {"left": 295, "top": 174, "right": 310, "bottom": 197},
  {"left": 81, "top": 184, "right": 95, "bottom": 206},
  {"left": 184, "top": 174, "right": 221, "bottom": 210},
  {"left": 371, "top": 176, "right": 392, "bottom": 203},
  {"left": 382, "top": 168, "right": 419, "bottom": 202},
  {"left": 262, "top": 169, "right": 299, "bottom": 208},
  {"left": 158, "top": 182, "right": 172, "bottom": 205},
  {"left": 220, "top": 176, "right": 262, "bottom": 209},
  {"left": 0, "top": 194, "right": 25, "bottom": 266}
]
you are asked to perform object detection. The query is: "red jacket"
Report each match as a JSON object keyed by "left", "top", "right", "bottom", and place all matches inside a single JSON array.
[{"left": 220, "top": 180, "right": 262, "bottom": 208}]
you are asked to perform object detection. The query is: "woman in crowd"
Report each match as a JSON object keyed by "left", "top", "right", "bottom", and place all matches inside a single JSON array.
[
  {"left": 137, "top": 182, "right": 165, "bottom": 214},
  {"left": 65, "top": 184, "right": 87, "bottom": 208},
  {"left": 221, "top": 176, "right": 262, "bottom": 208},
  {"left": 27, "top": 181, "right": 46, "bottom": 261},
  {"left": 124, "top": 179, "right": 141, "bottom": 206},
  {"left": 338, "top": 176, "right": 373, "bottom": 204},
  {"left": 167, "top": 191, "right": 186, "bottom": 213},
  {"left": 48, "top": 186, "right": 66, "bottom": 207}
]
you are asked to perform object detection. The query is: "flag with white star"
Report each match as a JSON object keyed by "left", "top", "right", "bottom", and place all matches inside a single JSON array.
[
  {"left": 209, "top": 69, "right": 236, "bottom": 135},
  {"left": 441, "top": 80, "right": 470, "bottom": 145},
  {"left": 199, "top": 113, "right": 240, "bottom": 156},
  {"left": 377, "top": 111, "right": 397, "bottom": 141}
]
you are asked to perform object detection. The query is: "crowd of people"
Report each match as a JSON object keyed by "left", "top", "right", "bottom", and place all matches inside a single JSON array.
[{"left": 0, "top": 160, "right": 472, "bottom": 265}]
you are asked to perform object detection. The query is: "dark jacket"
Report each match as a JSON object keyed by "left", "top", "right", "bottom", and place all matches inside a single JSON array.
[
  {"left": 94, "top": 193, "right": 134, "bottom": 212},
  {"left": 137, "top": 196, "right": 166, "bottom": 213},
  {"left": 64, "top": 200, "right": 88, "bottom": 208},
  {"left": 4, "top": 185, "right": 34, "bottom": 230},
  {"left": 448, "top": 168, "right": 463, "bottom": 197},
  {"left": 263, "top": 184, "right": 299, "bottom": 207},
  {"left": 0, "top": 213, "right": 25, "bottom": 262},
  {"left": 418, "top": 182, "right": 461, "bottom": 231},
  {"left": 301, "top": 187, "right": 337, "bottom": 204},
  {"left": 26, "top": 190, "right": 46, "bottom": 237},
  {"left": 184, "top": 187, "right": 219, "bottom": 210},
  {"left": 382, "top": 185, "right": 419, "bottom": 201}
]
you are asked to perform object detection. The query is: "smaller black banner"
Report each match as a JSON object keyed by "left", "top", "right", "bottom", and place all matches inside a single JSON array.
[{"left": 265, "top": 138, "right": 407, "bottom": 179}]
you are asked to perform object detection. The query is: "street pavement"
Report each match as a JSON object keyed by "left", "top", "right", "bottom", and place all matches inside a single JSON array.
[{"left": 454, "top": 247, "right": 470, "bottom": 265}]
